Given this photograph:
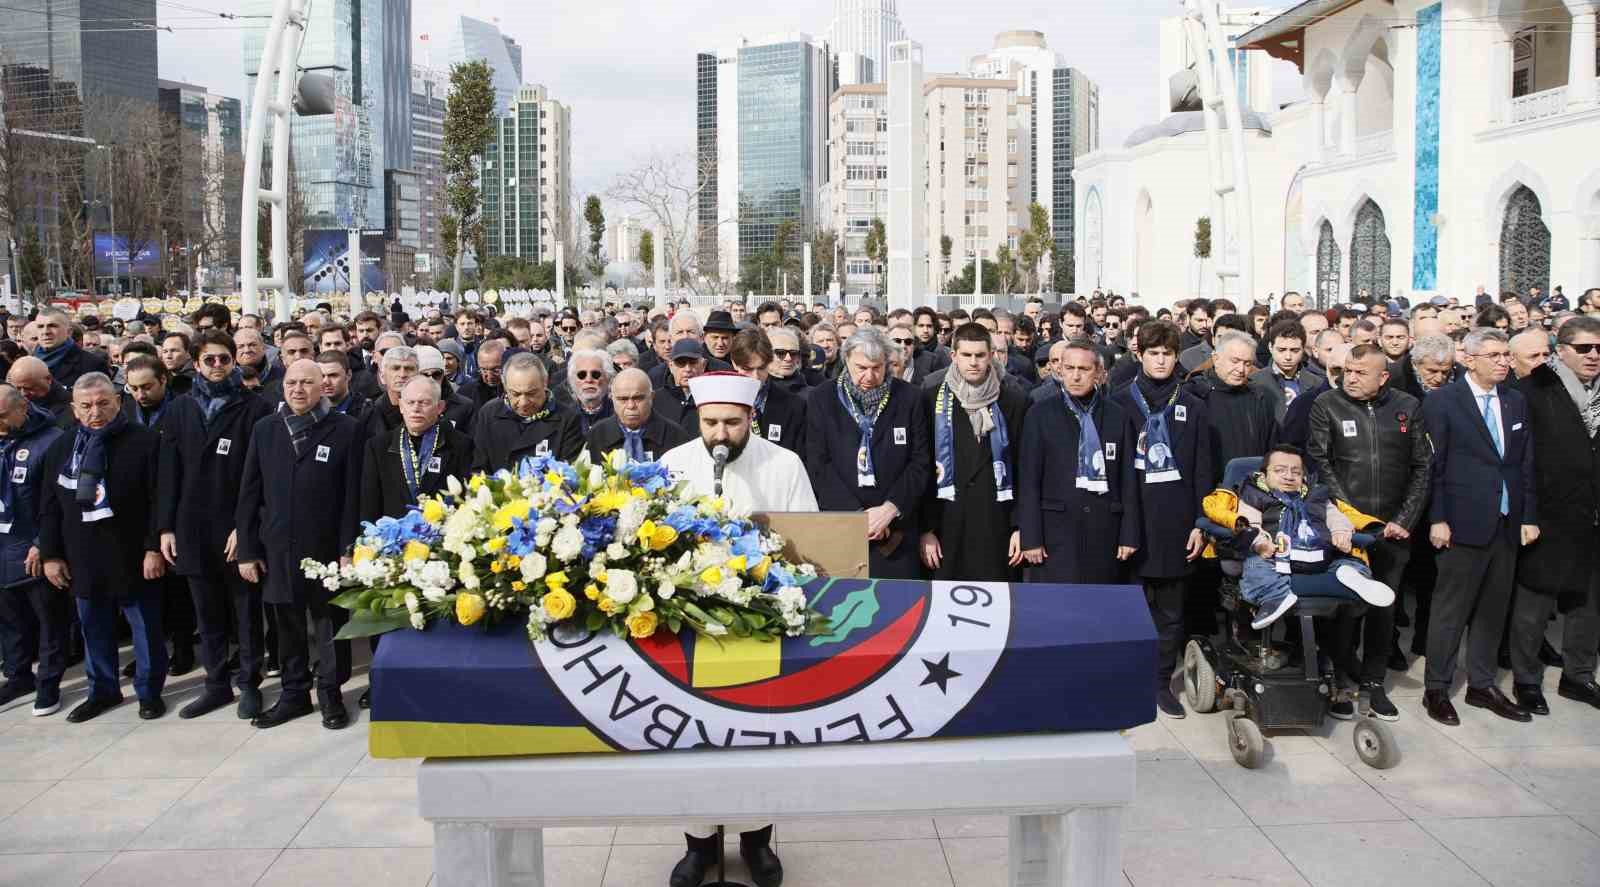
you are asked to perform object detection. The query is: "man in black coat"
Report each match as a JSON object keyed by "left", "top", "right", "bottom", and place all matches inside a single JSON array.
[
  {"left": 458, "top": 338, "right": 507, "bottom": 410},
  {"left": 646, "top": 313, "right": 732, "bottom": 389},
  {"left": 358, "top": 345, "right": 418, "bottom": 442},
  {"left": 653, "top": 339, "right": 704, "bottom": 430},
  {"left": 1509, "top": 317, "right": 1600, "bottom": 712},
  {"left": 729, "top": 329, "right": 806, "bottom": 456},
  {"left": 318, "top": 350, "right": 369, "bottom": 417},
  {"left": 586, "top": 368, "right": 690, "bottom": 464},
  {"left": 33, "top": 307, "right": 110, "bottom": 389},
  {"left": 920, "top": 322, "right": 1028, "bottom": 582},
  {"left": 564, "top": 348, "right": 617, "bottom": 437},
  {"left": 0, "top": 388, "right": 68, "bottom": 716},
  {"left": 765, "top": 326, "right": 812, "bottom": 397},
  {"left": 1419, "top": 329, "right": 1539, "bottom": 727},
  {"left": 236, "top": 359, "right": 364, "bottom": 731},
  {"left": 469, "top": 352, "right": 585, "bottom": 474},
  {"left": 1016, "top": 339, "right": 1140, "bottom": 584},
  {"left": 156, "top": 331, "right": 276, "bottom": 721},
  {"left": 361, "top": 376, "right": 475, "bottom": 524},
  {"left": 1185, "top": 331, "right": 1280, "bottom": 478},
  {"left": 1112, "top": 321, "right": 1212, "bottom": 718},
  {"left": 415, "top": 345, "right": 477, "bottom": 431},
  {"left": 7, "top": 356, "right": 72, "bottom": 425},
  {"left": 805, "top": 327, "right": 932, "bottom": 580},
  {"left": 38, "top": 372, "right": 166, "bottom": 722}
]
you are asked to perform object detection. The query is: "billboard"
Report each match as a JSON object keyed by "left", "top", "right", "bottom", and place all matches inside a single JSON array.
[
  {"left": 303, "top": 229, "right": 386, "bottom": 294},
  {"left": 93, "top": 234, "right": 161, "bottom": 277}
]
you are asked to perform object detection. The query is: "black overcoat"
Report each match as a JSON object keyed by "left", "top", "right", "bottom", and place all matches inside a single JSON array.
[
  {"left": 1110, "top": 382, "right": 1214, "bottom": 579},
  {"left": 156, "top": 392, "right": 274, "bottom": 577},
  {"left": 1516, "top": 364, "right": 1598, "bottom": 601},
  {"left": 585, "top": 413, "right": 691, "bottom": 464},
  {"left": 469, "top": 399, "right": 584, "bottom": 474},
  {"left": 37, "top": 422, "right": 161, "bottom": 602},
  {"left": 920, "top": 378, "right": 1029, "bottom": 582},
  {"left": 360, "top": 422, "right": 475, "bottom": 522},
  {"left": 755, "top": 382, "right": 807, "bottom": 456}
]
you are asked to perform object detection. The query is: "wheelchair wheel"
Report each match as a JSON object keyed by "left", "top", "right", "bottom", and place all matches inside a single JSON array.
[
  {"left": 1228, "top": 717, "right": 1265, "bottom": 769},
  {"left": 1353, "top": 718, "right": 1400, "bottom": 770},
  {"left": 1183, "top": 641, "right": 1216, "bottom": 713}
]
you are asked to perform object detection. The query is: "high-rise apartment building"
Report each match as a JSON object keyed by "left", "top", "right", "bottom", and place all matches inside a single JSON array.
[
  {"left": 482, "top": 85, "right": 571, "bottom": 265},
  {"left": 449, "top": 16, "right": 524, "bottom": 114},
  {"left": 827, "top": 0, "right": 907, "bottom": 86},
  {"left": 824, "top": 84, "right": 888, "bottom": 288},
  {"left": 925, "top": 77, "right": 1033, "bottom": 293},
  {"left": 969, "top": 31, "right": 1100, "bottom": 292},
  {"left": 410, "top": 65, "right": 449, "bottom": 280},
  {"left": 158, "top": 80, "right": 243, "bottom": 288}
]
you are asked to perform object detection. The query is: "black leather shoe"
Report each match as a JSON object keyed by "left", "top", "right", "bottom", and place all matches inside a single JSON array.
[
  {"left": 251, "top": 695, "right": 314, "bottom": 729},
  {"left": 178, "top": 688, "right": 234, "bottom": 720},
  {"left": 1464, "top": 686, "right": 1531, "bottom": 722},
  {"left": 0, "top": 679, "right": 37, "bottom": 707},
  {"left": 1423, "top": 689, "right": 1459, "bottom": 726},
  {"left": 1498, "top": 649, "right": 1512, "bottom": 671},
  {"left": 1513, "top": 683, "right": 1549, "bottom": 716},
  {"left": 321, "top": 696, "right": 350, "bottom": 730},
  {"left": 237, "top": 688, "right": 263, "bottom": 720},
  {"left": 66, "top": 695, "right": 123, "bottom": 723},
  {"left": 358, "top": 688, "right": 371, "bottom": 709},
  {"left": 1387, "top": 647, "right": 1409, "bottom": 672},
  {"left": 1558, "top": 677, "right": 1600, "bottom": 709},
  {"left": 138, "top": 697, "right": 166, "bottom": 720},
  {"left": 669, "top": 832, "right": 721, "bottom": 887},
  {"left": 1540, "top": 640, "right": 1565, "bottom": 669},
  {"left": 263, "top": 657, "right": 281, "bottom": 678},
  {"left": 169, "top": 645, "right": 195, "bottom": 677},
  {"left": 1156, "top": 686, "right": 1185, "bottom": 718},
  {"left": 739, "top": 826, "right": 783, "bottom": 887}
]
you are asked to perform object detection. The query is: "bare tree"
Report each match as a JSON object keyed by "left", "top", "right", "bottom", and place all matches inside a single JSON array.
[{"left": 607, "top": 150, "right": 732, "bottom": 299}]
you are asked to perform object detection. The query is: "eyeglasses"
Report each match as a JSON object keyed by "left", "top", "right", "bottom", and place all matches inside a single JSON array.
[
  {"left": 773, "top": 349, "right": 800, "bottom": 360},
  {"left": 200, "top": 354, "right": 233, "bottom": 367},
  {"left": 422, "top": 369, "right": 445, "bottom": 380},
  {"left": 1267, "top": 466, "right": 1304, "bottom": 478},
  {"left": 891, "top": 338, "right": 914, "bottom": 346},
  {"left": 574, "top": 370, "right": 605, "bottom": 381},
  {"left": 1564, "top": 343, "right": 1600, "bottom": 354}
]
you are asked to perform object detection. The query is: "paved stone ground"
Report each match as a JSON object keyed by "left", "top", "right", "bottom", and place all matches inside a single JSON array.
[{"left": 2, "top": 619, "right": 1598, "bottom": 886}]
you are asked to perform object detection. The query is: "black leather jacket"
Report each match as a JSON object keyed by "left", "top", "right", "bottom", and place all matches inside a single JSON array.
[{"left": 1305, "top": 386, "right": 1432, "bottom": 530}]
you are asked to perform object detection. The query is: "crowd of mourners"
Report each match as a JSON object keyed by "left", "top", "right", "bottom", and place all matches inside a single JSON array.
[{"left": 0, "top": 282, "right": 1597, "bottom": 733}]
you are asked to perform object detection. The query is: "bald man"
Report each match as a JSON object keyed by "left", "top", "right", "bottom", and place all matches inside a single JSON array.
[
  {"left": 235, "top": 359, "right": 363, "bottom": 731},
  {"left": 585, "top": 368, "right": 691, "bottom": 463},
  {"left": 1509, "top": 328, "right": 1552, "bottom": 380},
  {"left": 32, "top": 308, "right": 108, "bottom": 388},
  {"left": 7, "top": 356, "right": 71, "bottom": 424}
]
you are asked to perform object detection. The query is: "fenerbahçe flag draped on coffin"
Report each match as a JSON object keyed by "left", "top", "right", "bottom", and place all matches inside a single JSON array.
[{"left": 367, "top": 578, "right": 1156, "bottom": 758}]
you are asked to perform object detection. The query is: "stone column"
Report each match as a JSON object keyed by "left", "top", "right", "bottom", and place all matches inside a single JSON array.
[
  {"left": 1310, "top": 98, "right": 1327, "bottom": 161},
  {"left": 1566, "top": 1, "right": 1599, "bottom": 110},
  {"left": 1339, "top": 84, "right": 1359, "bottom": 156},
  {"left": 1490, "top": 37, "right": 1513, "bottom": 124}
]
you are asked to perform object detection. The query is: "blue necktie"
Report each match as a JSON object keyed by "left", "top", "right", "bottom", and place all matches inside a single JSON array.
[
  {"left": 622, "top": 428, "right": 645, "bottom": 463},
  {"left": 1480, "top": 394, "right": 1509, "bottom": 515}
]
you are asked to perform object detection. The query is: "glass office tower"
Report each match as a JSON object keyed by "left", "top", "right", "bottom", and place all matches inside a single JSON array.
[{"left": 735, "top": 38, "right": 828, "bottom": 264}]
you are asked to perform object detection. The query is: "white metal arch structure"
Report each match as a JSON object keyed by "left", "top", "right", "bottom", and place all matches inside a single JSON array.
[
  {"left": 239, "top": 0, "right": 313, "bottom": 320},
  {"left": 1181, "top": 0, "right": 1255, "bottom": 303}
]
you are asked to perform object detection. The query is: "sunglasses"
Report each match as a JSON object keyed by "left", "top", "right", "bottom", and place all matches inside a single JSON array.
[
  {"left": 574, "top": 370, "right": 605, "bottom": 381},
  {"left": 422, "top": 369, "right": 445, "bottom": 379},
  {"left": 1565, "top": 343, "right": 1600, "bottom": 354},
  {"left": 773, "top": 349, "right": 800, "bottom": 360},
  {"left": 200, "top": 354, "right": 233, "bottom": 367},
  {"left": 560, "top": 324, "right": 578, "bottom": 333},
  {"left": 891, "top": 338, "right": 914, "bottom": 346}
]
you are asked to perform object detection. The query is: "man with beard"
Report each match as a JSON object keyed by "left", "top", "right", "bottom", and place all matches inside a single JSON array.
[
  {"left": 728, "top": 329, "right": 806, "bottom": 456},
  {"left": 1113, "top": 320, "right": 1213, "bottom": 717},
  {"left": 38, "top": 373, "right": 166, "bottom": 721},
  {"left": 235, "top": 360, "right": 363, "bottom": 730},
  {"left": 659, "top": 370, "right": 815, "bottom": 887},
  {"left": 157, "top": 331, "right": 196, "bottom": 395},
  {"left": 654, "top": 339, "right": 706, "bottom": 429},
  {"left": 1177, "top": 299, "right": 1214, "bottom": 373},
  {"left": 912, "top": 306, "right": 950, "bottom": 375},
  {"left": 32, "top": 308, "right": 109, "bottom": 388},
  {"left": 1017, "top": 339, "right": 1140, "bottom": 584},
  {"left": 153, "top": 330, "right": 276, "bottom": 719},
  {"left": 565, "top": 349, "right": 615, "bottom": 436},
  {"left": 454, "top": 310, "right": 485, "bottom": 376},
  {"left": 470, "top": 353, "right": 584, "bottom": 473},
  {"left": 648, "top": 311, "right": 732, "bottom": 388},
  {"left": 920, "top": 322, "right": 1028, "bottom": 582},
  {"left": 0, "top": 385, "right": 68, "bottom": 716},
  {"left": 585, "top": 368, "right": 690, "bottom": 463},
  {"left": 806, "top": 327, "right": 933, "bottom": 579}
]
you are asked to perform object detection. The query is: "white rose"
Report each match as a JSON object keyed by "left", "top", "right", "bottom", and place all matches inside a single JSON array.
[
  {"left": 537, "top": 517, "right": 558, "bottom": 536},
  {"left": 552, "top": 525, "right": 584, "bottom": 561},
  {"left": 606, "top": 542, "right": 629, "bottom": 561},
  {"left": 520, "top": 552, "right": 548, "bottom": 581},
  {"left": 657, "top": 579, "right": 676, "bottom": 600},
  {"left": 604, "top": 569, "right": 639, "bottom": 604},
  {"left": 410, "top": 612, "right": 427, "bottom": 630}
]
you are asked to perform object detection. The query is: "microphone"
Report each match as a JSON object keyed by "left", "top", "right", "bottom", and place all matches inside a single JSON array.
[{"left": 712, "top": 444, "right": 730, "bottom": 497}]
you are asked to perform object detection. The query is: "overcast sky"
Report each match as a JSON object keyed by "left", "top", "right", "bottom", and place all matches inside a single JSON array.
[{"left": 158, "top": 0, "right": 1300, "bottom": 201}]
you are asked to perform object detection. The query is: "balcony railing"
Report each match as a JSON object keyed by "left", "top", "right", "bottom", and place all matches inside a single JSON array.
[
  {"left": 1355, "top": 129, "right": 1393, "bottom": 156},
  {"left": 1510, "top": 86, "right": 1567, "bottom": 124}
]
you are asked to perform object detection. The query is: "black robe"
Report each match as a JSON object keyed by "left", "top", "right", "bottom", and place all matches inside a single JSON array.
[
  {"left": 586, "top": 413, "right": 692, "bottom": 464},
  {"left": 1014, "top": 392, "right": 1141, "bottom": 584},
  {"left": 156, "top": 392, "right": 274, "bottom": 577},
  {"left": 37, "top": 422, "right": 161, "bottom": 602},
  {"left": 1111, "top": 378, "right": 1214, "bottom": 580},
  {"left": 235, "top": 410, "right": 364, "bottom": 606},
  {"left": 360, "top": 422, "right": 475, "bottom": 522},
  {"left": 921, "top": 377, "right": 1029, "bottom": 582},
  {"left": 468, "top": 399, "right": 585, "bottom": 474},
  {"left": 804, "top": 378, "right": 932, "bottom": 580}
]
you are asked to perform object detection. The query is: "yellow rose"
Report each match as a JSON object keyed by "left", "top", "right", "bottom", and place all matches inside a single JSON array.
[
  {"left": 510, "top": 580, "right": 527, "bottom": 592},
  {"left": 421, "top": 499, "right": 446, "bottom": 525},
  {"left": 352, "top": 545, "right": 376, "bottom": 564},
  {"left": 699, "top": 565, "right": 723, "bottom": 586},
  {"left": 402, "top": 541, "right": 431, "bottom": 563},
  {"left": 490, "top": 560, "right": 503, "bottom": 573},
  {"left": 637, "top": 521, "right": 678, "bottom": 552},
  {"left": 542, "top": 588, "right": 577, "bottom": 620},
  {"left": 750, "top": 556, "right": 772, "bottom": 582},
  {"left": 588, "top": 490, "right": 631, "bottom": 515},
  {"left": 597, "top": 596, "right": 618, "bottom": 614},
  {"left": 583, "top": 583, "right": 600, "bottom": 600},
  {"left": 455, "top": 593, "right": 486, "bottom": 626},
  {"left": 626, "top": 611, "right": 659, "bottom": 639},
  {"left": 545, "top": 570, "right": 570, "bottom": 588},
  {"left": 506, "top": 555, "right": 522, "bottom": 569}
]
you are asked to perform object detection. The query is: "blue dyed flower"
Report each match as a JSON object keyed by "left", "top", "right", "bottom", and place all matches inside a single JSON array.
[
  {"left": 362, "top": 511, "right": 441, "bottom": 556},
  {"left": 505, "top": 516, "right": 542, "bottom": 557},
  {"left": 578, "top": 515, "right": 618, "bottom": 560},
  {"left": 624, "top": 461, "right": 672, "bottom": 493},
  {"left": 729, "top": 529, "right": 765, "bottom": 561}
]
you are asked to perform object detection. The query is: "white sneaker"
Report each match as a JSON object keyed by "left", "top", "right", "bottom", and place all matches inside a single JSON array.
[
  {"left": 31, "top": 700, "right": 60, "bottom": 717},
  {"left": 1252, "top": 592, "right": 1297, "bottom": 630},
  {"left": 1336, "top": 565, "right": 1395, "bottom": 607}
]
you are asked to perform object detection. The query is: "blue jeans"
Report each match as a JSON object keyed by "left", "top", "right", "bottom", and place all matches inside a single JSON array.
[
  {"left": 76, "top": 589, "right": 167, "bottom": 703},
  {"left": 1241, "top": 555, "right": 1373, "bottom": 612}
]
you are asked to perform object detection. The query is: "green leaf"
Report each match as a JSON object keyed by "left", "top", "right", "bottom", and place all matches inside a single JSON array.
[
  {"left": 336, "top": 608, "right": 412, "bottom": 640},
  {"left": 809, "top": 586, "right": 879, "bottom": 647},
  {"left": 585, "top": 611, "right": 606, "bottom": 631},
  {"left": 329, "top": 590, "right": 368, "bottom": 611}
]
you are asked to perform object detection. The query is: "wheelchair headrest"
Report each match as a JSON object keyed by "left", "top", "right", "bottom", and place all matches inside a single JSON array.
[{"left": 1221, "top": 457, "right": 1262, "bottom": 490}]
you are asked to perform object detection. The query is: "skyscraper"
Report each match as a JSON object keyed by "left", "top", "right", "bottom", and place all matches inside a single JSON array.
[
  {"left": 1, "top": 0, "right": 158, "bottom": 142},
  {"left": 449, "top": 16, "right": 523, "bottom": 114},
  {"left": 482, "top": 85, "right": 571, "bottom": 266},
  {"left": 410, "top": 65, "right": 449, "bottom": 281},
  {"left": 827, "top": 0, "right": 907, "bottom": 86}
]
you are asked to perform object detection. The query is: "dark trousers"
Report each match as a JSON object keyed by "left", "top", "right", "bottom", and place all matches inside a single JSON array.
[
  {"left": 272, "top": 598, "right": 350, "bottom": 706},
  {"left": 1405, "top": 534, "right": 1438, "bottom": 654},
  {"left": 1185, "top": 561, "right": 1221, "bottom": 637},
  {"left": 1426, "top": 520, "right": 1515, "bottom": 691},
  {"left": 190, "top": 571, "right": 264, "bottom": 694},
  {"left": 1144, "top": 578, "right": 1186, "bottom": 685},
  {"left": 1335, "top": 538, "right": 1408, "bottom": 685},
  {"left": 77, "top": 588, "right": 167, "bottom": 702},
  {"left": 1511, "top": 574, "right": 1600, "bottom": 686},
  {"left": 0, "top": 579, "right": 71, "bottom": 689},
  {"left": 162, "top": 575, "right": 194, "bottom": 650}
]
